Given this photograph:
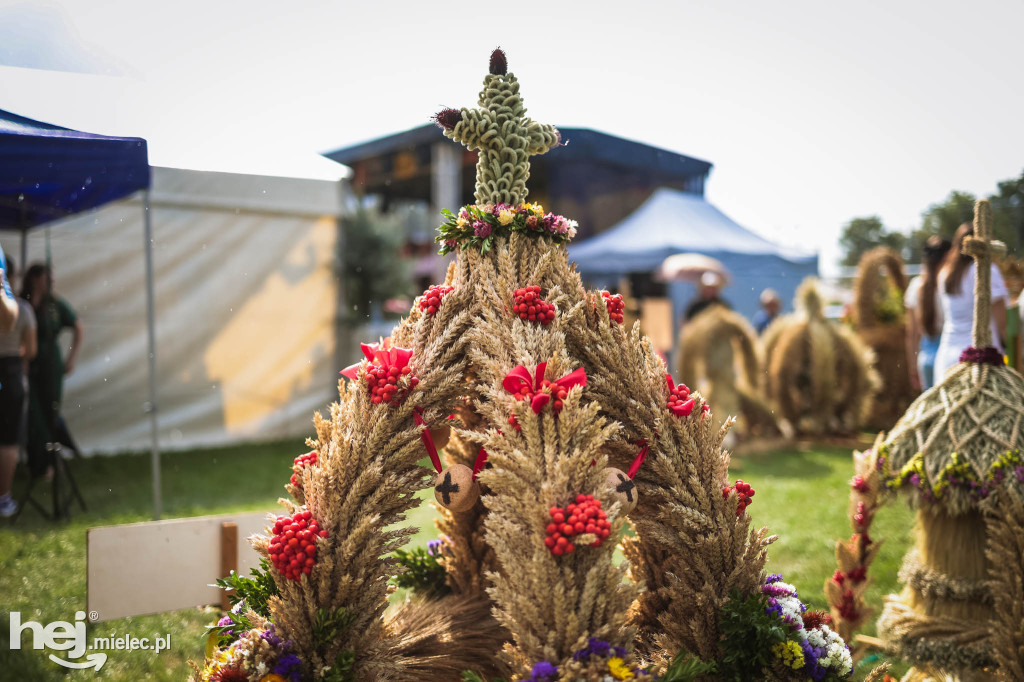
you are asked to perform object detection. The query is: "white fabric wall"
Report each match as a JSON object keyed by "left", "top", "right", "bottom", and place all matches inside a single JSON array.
[{"left": 4, "top": 166, "right": 343, "bottom": 454}]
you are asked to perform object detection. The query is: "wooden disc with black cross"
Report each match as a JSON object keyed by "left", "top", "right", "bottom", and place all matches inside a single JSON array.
[
  {"left": 603, "top": 467, "right": 638, "bottom": 515},
  {"left": 433, "top": 464, "right": 480, "bottom": 512}
]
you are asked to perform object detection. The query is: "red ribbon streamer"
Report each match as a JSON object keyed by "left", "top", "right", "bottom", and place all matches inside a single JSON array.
[
  {"left": 413, "top": 407, "right": 443, "bottom": 474},
  {"left": 502, "top": 362, "right": 587, "bottom": 414},
  {"left": 627, "top": 440, "right": 649, "bottom": 479},
  {"left": 472, "top": 447, "right": 489, "bottom": 480}
]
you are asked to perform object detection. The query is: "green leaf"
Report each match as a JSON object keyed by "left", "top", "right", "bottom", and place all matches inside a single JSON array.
[
  {"left": 659, "top": 649, "right": 718, "bottom": 682},
  {"left": 390, "top": 547, "right": 451, "bottom": 598},
  {"left": 212, "top": 557, "right": 278, "bottom": 619},
  {"left": 312, "top": 607, "right": 357, "bottom": 651}
]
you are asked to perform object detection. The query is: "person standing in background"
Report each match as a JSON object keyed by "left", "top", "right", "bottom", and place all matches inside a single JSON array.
[
  {"left": 0, "top": 255, "right": 31, "bottom": 516},
  {"left": 751, "top": 288, "right": 781, "bottom": 334},
  {"left": 0, "top": 245, "right": 19, "bottom": 334},
  {"left": 905, "top": 236, "right": 951, "bottom": 390},
  {"left": 933, "top": 224, "right": 1008, "bottom": 380},
  {"left": 21, "top": 263, "right": 82, "bottom": 480},
  {"left": 684, "top": 271, "right": 731, "bottom": 322}
]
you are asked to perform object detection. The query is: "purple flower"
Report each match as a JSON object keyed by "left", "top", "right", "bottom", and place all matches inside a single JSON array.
[
  {"left": 217, "top": 616, "right": 232, "bottom": 627},
  {"left": 427, "top": 539, "right": 442, "bottom": 557},
  {"left": 762, "top": 583, "right": 795, "bottom": 598},
  {"left": 473, "top": 221, "right": 492, "bottom": 238},
  {"left": 528, "top": 661, "right": 558, "bottom": 681},
  {"left": 458, "top": 208, "right": 470, "bottom": 221},
  {"left": 571, "top": 637, "right": 625, "bottom": 662},
  {"left": 764, "top": 598, "right": 783, "bottom": 619},
  {"left": 765, "top": 573, "right": 783, "bottom": 584},
  {"left": 909, "top": 473, "right": 921, "bottom": 488},
  {"left": 274, "top": 653, "right": 302, "bottom": 682},
  {"left": 1015, "top": 466, "right": 1024, "bottom": 483},
  {"left": 801, "top": 639, "right": 826, "bottom": 680},
  {"left": 260, "top": 626, "right": 283, "bottom": 648}
]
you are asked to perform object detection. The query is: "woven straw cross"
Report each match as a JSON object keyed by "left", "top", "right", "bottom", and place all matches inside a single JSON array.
[{"left": 963, "top": 199, "right": 1007, "bottom": 348}]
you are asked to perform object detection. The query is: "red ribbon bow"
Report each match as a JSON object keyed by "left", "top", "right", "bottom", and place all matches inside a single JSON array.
[
  {"left": 341, "top": 339, "right": 414, "bottom": 380},
  {"left": 503, "top": 362, "right": 587, "bottom": 413}
]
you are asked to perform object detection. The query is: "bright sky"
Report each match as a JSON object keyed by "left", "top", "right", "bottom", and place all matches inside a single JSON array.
[{"left": 1, "top": 0, "right": 1021, "bottom": 272}]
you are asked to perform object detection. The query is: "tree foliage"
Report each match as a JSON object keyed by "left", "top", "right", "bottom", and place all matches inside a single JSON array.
[
  {"left": 839, "top": 170, "right": 1024, "bottom": 266},
  {"left": 339, "top": 207, "right": 411, "bottom": 321},
  {"left": 839, "top": 216, "right": 906, "bottom": 266}
]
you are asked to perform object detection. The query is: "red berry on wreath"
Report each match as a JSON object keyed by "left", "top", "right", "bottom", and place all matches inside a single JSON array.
[
  {"left": 290, "top": 450, "right": 318, "bottom": 487},
  {"left": 665, "top": 375, "right": 696, "bottom": 417},
  {"left": 723, "top": 479, "right": 755, "bottom": 516},
  {"left": 512, "top": 285, "right": 556, "bottom": 325},
  {"left": 601, "top": 291, "right": 624, "bottom": 324},
  {"left": 418, "top": 285, "right": 454, "bottom": 316},
  {"left": 268, "top": 510, "right": 326, "bottom": 581}
]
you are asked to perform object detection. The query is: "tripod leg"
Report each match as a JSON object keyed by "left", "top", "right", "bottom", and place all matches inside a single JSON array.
[
  {"left": 63, "top": 453, "right": 86, "bottom": 512},
  {"left": 15, "top": 471, "right": 52, "bottom": 522}
]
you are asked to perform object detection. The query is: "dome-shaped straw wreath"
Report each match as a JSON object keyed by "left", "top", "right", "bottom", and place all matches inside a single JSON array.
[
  {"left": 852, "top": 247, "right": 914, "bottom": 430},
  {"left": 828, "top": 200, "right": 1024, "bottom": 681},
  {"left": 193, "top": 49, "right": 889, "bottom": 682},
  {"left": 762, "top": 277, "right": 878, "bottom": 436}
]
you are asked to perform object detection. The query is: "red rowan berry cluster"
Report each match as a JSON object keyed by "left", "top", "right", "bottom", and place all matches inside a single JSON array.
[
  {"left": 666, "top": 376, "right": 697, "bottom": 417},
  {"left": 512, "top": 286, "right": 555, "bottom": 325},
  {"left": 723, "top": 479, "right": 755, "bottom": 515},
  {"left": 289, "top": 450, "right": 318, "bottom": 487},
  {"left": 365, "top": 363, "right": 418, "bottom": 405},
  {"left": 601, "top": 290, "right": 624, "bottom": 324},
  {"left": 852, "top": 501, "right": 868, "bottom": 530},
  {"left": 418, "top": 285, "right": 453, "bottom": 316},
  {"left": 269, "top": 510, "right": 327, "bottom": 581},
  {"left": 544, "top": 494, "right": 612, "bottom": 556},
  {"left": 508, "top": 379, "right": 571, "bottom": 431}
]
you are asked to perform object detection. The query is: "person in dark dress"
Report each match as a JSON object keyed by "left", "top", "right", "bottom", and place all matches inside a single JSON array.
[{"left": 22, "top": 264, "right": 82, "bottom": 479}]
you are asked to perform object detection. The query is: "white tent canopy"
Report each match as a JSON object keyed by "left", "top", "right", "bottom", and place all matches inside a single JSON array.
[
  {"left": 568, "top": 188, "right": 818, "bottom": 322},
  {"left": 9, "top": 166, "right": 343, "bottom": 457},
  {"left": 569, "top": 188, "right": 814, "bottom": 272}
]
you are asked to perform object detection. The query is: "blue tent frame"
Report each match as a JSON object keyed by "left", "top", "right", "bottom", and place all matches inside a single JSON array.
[{"left": 0, "top": 108, "right": 164, "bottom": 518}]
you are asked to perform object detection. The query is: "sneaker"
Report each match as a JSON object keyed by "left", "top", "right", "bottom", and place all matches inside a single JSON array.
[{"left": 0, "top": 495, "right": 17, "bottom": 518}]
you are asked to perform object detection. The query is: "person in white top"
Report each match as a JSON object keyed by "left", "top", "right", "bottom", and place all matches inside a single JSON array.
[
  {"left": 934, "top": 223, "right": 1008, "bottom": 380},
  {"left": 905, "top": 236, "right": 951, "bottom": 390},
  {"left": 0, "top": 257, "right": 36, "bottom": 517}
]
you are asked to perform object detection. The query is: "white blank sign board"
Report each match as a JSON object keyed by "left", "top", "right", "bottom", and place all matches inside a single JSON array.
[{"left": 87, "top": 511, "right": 270, "bottom": 622}]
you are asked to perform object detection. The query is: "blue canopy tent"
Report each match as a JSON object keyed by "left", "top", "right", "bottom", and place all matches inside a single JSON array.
[
  {"left": 568, "top": 187, "right": 818, "bottom": 326},
  {"left": 0, "top": 108, "right": 163, "bottom": 518}
]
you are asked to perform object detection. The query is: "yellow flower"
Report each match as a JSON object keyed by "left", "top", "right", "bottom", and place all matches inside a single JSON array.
[
  {"left": 531, "top": 203, "right": 545, "bottom": 215},
  {"left": 457, "top": 217, "right": 469, "bottom": 228},
  {"left": 607, "top": 656, "right": 634, "bottom": 679},
  {"left": 498, "top": 208, "right": 514, "bottom": 225},
  {"left": 259, "top": 675, "right": 288, "bottom": 682},
  {"left": 772, "top": 640, "right": 805, "bottom": 670}
]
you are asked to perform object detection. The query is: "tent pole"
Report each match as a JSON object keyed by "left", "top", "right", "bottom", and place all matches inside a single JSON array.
[{"left": 143, "top": 191, "right": 161, "bottom": 520}]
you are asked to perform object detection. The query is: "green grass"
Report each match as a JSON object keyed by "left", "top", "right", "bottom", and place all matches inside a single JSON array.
[{"left": 0, "top": 440, "right": 913, "bottom": 680}]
